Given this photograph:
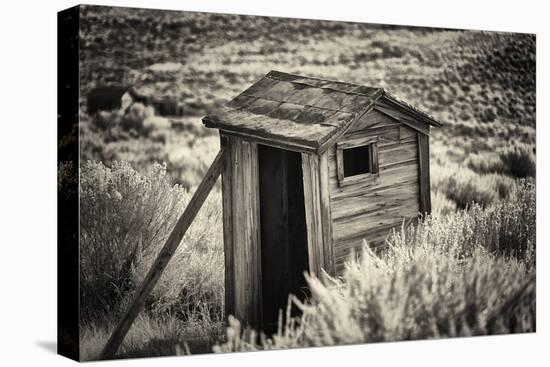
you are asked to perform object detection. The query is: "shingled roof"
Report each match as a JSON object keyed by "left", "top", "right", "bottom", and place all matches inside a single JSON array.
[{"left": 203, "top": 71, "right": 441, "bottom": 153}]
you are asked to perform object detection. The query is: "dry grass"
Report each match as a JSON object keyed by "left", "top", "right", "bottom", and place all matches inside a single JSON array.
[
  {"left": 80, "top": 313, "right": 224, "bottom": 361},
  {"left": 74, "top": 8, "right": 536, "bottom": 359},
  {"left": 78, "top": 161, "right": 225, "bottom": 359},
  {"left": 215, "top": 180, "right": 535, "bottom": 352}
]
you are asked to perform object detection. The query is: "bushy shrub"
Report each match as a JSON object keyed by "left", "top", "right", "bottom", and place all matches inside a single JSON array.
[
  {"left": 499, "top": 143, "right": 536, "bottom": 178},
  {"left": 79, "top": 161, "right": 223, "bottom": 322},
  {"left": 431, "top": 190, "right": 457, "bottom": 216},
  {"left": 432, "top": 162, "right": 515, "bottom": 209},
  {"left": 215, "top": 181, "right": 535, "bottom": 352},
  {"left": 466, "top": 153, "right": 504, "bottom": 175}
]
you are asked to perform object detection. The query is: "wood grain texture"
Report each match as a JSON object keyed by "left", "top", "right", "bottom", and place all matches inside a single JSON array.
[
  {"left": 333, "top": 215, "right": 419, "bottom": 273},
  {"left": 100, "top": 147, "right": 225, "bottom": 359},
  {"left": 348, "top": 109, "right": 401, "bottom": 133},
  {"left": 331, "top": 181, "right": 420, "bottom": 220},
  {"left": 329, "top": 151, "right": 419, "bottom": 195},
  {"left": 332, "top": 195, "right": 420, "bottom": 242},
  {"left": 220, "top": 135, "right": 235, "bottom": 319},
  {"left": 203, "top": 72, "right": 441, "bottom": 154},
  {"left": 229, "top": 137, "right": 262, "bottom": 327},
  {"left": 418, "top": 132, "right": 432, "bottom": 215},
  {"left": 325, "top": 112, "right": 422, "bottom": 276},
  {"left": 377, "top": 93, "right": 442, "bottom": 127},
  {"left": 374, "top": 105, "right": 429, "bottom": 135},
  {"left": 220, "top": 135, "right": 263, "bottom": 328},
  {"left": 319, "top": 151, "right": 336, "bottom": 276},
  {"left": 302, "top": 152, "right": 335, "bottom": 277}
]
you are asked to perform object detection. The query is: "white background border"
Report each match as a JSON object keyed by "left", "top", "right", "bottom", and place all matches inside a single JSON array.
[{"left": 0, "top": 0, "right": 547, "bottom": 366}]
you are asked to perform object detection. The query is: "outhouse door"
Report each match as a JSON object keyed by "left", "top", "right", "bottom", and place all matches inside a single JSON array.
[{"left": 258, "top": 144, "right": 310, "bottom": 334}]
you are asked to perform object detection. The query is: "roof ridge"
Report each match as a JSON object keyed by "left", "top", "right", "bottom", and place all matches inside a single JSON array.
[
  {"left": 203, "top": 71, "right": 441, "bottom": 153},
  {"left": 266, "top": 70, "right": 382, "bottom": 91}
]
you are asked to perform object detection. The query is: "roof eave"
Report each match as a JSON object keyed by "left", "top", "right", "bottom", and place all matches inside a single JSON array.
[
  {"left": 202, "top": 115, "right": 320, "bottom": 153},
  {"left": 380, "top": 91, "right": 443, "bottom": 127}
]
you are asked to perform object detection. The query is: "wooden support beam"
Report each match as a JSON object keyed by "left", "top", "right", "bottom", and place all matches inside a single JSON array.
[
  {"left": 99, "top": 148, "right": 226, "bottom": 359},
  {"left": 301, "top": 152, "right": 335, "bottom": 277},
  {"left": 221, "top": 135, "right": 262, "bottom": 328},
  {"left": 417, "top": 132, "right": 432, "bottom": 215}
]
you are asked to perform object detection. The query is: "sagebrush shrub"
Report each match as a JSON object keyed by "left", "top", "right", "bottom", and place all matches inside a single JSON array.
[
  {"left": 499, "top": 143, "right": 536, "bottom": 178},
  {"left": 79, "top": 161, "right": 223, "bottom": 322},
  {"left": 431, "top": 190, "right": 457, "bottom": 216},
  {"left": 466, "top": 153, "right": 504, "bottom": 175},
  {"left": 432, "top": 162, "right": 515, "bottom": 209},
  {"left": 215, "top": 180, "right": 535, "bottom": 352}
]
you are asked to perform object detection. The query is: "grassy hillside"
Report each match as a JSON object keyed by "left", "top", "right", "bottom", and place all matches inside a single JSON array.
[
  {"left": 78, "top": 6, "right": 535, "bottom": 189},
  {"left": 73, "top": 5, "right": 536, "bottom": 360}
]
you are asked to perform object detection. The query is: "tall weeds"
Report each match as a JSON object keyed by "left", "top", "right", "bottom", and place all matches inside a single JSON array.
[
  {"left": 215, "top": 180, "right": 535, "bottom": 352},
  {"left": 79, "top": 161, "right": 224, "bottom": 323}
]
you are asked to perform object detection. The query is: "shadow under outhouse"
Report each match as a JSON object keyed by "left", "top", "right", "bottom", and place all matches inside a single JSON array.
[{"left": 202, "top": 70, "right": 442, "bottom": 333}]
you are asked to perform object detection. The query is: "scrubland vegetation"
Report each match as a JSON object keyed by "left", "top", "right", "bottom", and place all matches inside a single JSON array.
[
  {"left": 216, "top": 182, "right": 535, "bottom": 352},
  {"left": 77, "top": 162, "right": 224, "bottom": 359},
  {"left": 68, "top": 6, "right": 536, "bottom": 360}
]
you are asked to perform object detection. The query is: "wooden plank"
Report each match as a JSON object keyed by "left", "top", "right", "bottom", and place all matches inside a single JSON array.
[
  {"left": 335, "top": 215, "right": 417, "bottom": 249},
  {"left": 370, "top": 142, "right": 379, "bottom": 174},
  {"left": 247, "top": 140, "right": 262, "bottom": 328},
  {"left": 100, "top": 147, "right": 226, "bottom": 359},
  {"left": 329, "top": 159, "right": 419, "bottom": 196},
  {"left": 204, "top": 108, "right": 350, "bottom": 152},
  {"left": 374, "top": 105, "right": 430, "bottom": 135},
  {"left": 400, "top": 125, "right": 417, "bottom": 141},
  {"left": 337, "top": 135, "right": 379, "bottom": 150},
  {"left": 222, "top": 130, "right": 316, "bottom": 153},
  {"left": 377, "top": 93, "right": 442, "bottom": 127},
  {"left": 334, "top": 215, "right": 419, "bottom": 261},
  {"left": 331, "top": 182, "right": 420, "bottom": 220},
  {"left": 335, "top": 231, "right": 394, "bottom": 260},
  {"left": 231, "top": 138, "right": 245, "bottom": 322},
  {"left": 231, "top": 138, "right": 262, "bottom": 327},
  {"left": 343, "top": 125, "right": 401, "bottom": 146},
  {"left": 418, "top": 132, "right": 432, "bottom": 215},
  {"left": 301, "top": 153, "right": 335, "bottom": 277},
  {"left": 348, "top": 109, "right": 401, "bottom": 133},
  {"left": 378, "top": 140, "right": 417, "bottom": 163},
  {"left": 332, "top": 196, "right": 420, "bottom": 242},
  {"left": 301, "top": 153, "right": 324, "bottom": 277},
  {"left": 327, "top": 134, "right": 416, "bottom": 176},
  {"left": 327, "top": 135, "right": 418, "bottom": 183},
  {"left": 220, "top": 135, "right": 235, "bottom": 320},
  {"left": 335, "top": 145, "right": 344, "bottom": 184},
  {"left": 319, "top": 151, "right": 336, "bottom": 276}
]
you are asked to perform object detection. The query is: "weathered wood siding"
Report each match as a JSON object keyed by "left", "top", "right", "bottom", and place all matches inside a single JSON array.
[
  {"left": 302, "top": 151, "right": 336, "bottom": 277},
  {"left": 328, "top": 110, "right": 421, "bottom": 274},
  {"left": 220, "top": 134, "right": 262, "bottom": 328},
  {"left": 418, "top": 132, "right": 432, "bottom": 215}
]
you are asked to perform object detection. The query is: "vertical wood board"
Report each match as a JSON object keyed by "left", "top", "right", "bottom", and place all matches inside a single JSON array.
[
  {"left": 301, "top": 153, "right": 335, "bottom": 277},
  {"left": 418, "top": 132, "right": 432, "bottom": 214},
  {"left": 222, "top": 135, "right": 262, "bottom": 328}
]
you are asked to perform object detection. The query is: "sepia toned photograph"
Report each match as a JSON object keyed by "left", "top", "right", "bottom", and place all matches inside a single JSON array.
[{"left": 57, "top": 4, "right": 536, "bottom": 362}]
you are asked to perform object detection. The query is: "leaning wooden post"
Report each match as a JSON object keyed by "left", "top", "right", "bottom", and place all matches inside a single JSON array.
[{"left": 100, "top": 148, "right": 226, "bottom": 359}]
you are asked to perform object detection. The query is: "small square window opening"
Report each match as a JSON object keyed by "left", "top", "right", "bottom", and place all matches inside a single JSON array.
[{"left": 343, "top": 145, "right": 371, "bottom": 177}]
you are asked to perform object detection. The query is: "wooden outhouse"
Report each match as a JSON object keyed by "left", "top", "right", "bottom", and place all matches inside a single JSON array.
[{"left": 203, "top": 71, "right": 441, "bottom": 331}]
